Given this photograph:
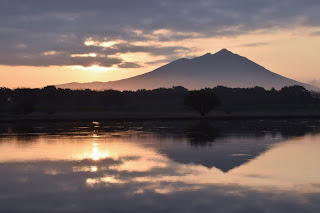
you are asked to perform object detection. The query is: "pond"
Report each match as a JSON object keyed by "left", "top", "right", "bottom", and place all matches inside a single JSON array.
[{"left": 0, "top": 119, "right": 320, "bottom": 212}]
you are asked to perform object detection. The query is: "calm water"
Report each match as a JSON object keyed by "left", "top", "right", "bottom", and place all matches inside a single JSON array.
[{"left": 0, "top": 119, "right": 320, "bottom": 213}]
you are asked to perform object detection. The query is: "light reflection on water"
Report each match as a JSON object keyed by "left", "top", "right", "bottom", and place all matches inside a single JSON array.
[{"left": 0, "top": 120, "right": 320, "bottom": 212}]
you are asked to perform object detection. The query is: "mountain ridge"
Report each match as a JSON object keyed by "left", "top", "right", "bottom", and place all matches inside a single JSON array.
[{"left": 56, "top": 49, "right": 318, "bottom": 91}]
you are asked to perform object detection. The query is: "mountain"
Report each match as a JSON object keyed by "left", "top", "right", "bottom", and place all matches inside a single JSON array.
[{"left": 56, "top": 49, "right": 318, "bottom": 91}]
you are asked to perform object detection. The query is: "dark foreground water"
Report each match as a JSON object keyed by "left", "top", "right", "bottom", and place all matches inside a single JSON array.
[{"left": 0, "top": 119, "right": 320, "bottom": 213}]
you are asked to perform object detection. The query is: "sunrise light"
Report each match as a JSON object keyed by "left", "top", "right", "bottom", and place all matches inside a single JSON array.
[{"left": 1, "top": 1, "right": 320, "bottom": 211}]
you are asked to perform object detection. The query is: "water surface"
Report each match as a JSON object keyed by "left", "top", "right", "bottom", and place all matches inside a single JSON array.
[{"left": 0, "top": 119, "right": 320, "bottom": 212}]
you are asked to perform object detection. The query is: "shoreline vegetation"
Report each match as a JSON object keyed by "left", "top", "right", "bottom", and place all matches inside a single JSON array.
[
  {"left": 0, "top": 85, "right": 319, "bottom": 121},
  {"left": 1, "top": 110, "right": 320, "bottom": 122}
]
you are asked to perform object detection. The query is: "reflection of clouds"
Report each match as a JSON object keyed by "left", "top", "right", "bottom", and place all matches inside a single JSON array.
[
  {"left": 44, "top": 169, "right": 63, "bottom": 175},
  {"left": 1, "top": 132, "right": 320, "bottom": 194},
  {"left": 1, "top": 154, "right": 320, "bottom": 212},
  {"left": 81, "top": 135, "right": 320, "bottom": 195},
  {"left": 116, "top": 156, "right": 168, "bottom": 172},
  {"left": 1, "top": 123, "right": 320, "bottom": 212},
  {"left": 1, "top": 124, "right": 320, "bottom": 212}
]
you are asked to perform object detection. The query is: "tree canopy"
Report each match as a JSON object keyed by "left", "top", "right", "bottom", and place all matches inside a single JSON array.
[
  {"left": 184, "top": 89, "right": 221, "bottom": 116},
  {"left": 0, "top": 85, "right": 318, "bottom": 115}
]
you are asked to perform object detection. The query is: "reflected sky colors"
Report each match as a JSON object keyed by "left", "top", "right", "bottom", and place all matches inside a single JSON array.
[{"left": 0, "top": 120, "right": 320, "bottom": 212}]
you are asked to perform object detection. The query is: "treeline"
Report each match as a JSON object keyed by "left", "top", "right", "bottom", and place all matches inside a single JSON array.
[{"left": 0, "top": 85, "right": 319, "bottom": 114}]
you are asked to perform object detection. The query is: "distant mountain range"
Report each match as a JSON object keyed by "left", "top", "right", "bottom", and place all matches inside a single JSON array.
[{"left": 56, "top": 49, "right": 318, "bottom": 91}]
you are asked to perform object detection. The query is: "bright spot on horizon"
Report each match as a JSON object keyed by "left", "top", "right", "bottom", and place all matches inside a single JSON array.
[{"left": 68, "top": 65, "right": 115, "bottom": 72}]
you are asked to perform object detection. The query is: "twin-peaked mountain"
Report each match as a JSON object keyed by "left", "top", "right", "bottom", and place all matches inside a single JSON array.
[{"left": 57, "top": 49, "right": 317, "bottom": 91}]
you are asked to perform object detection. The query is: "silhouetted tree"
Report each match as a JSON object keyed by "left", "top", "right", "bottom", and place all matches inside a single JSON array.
[
  {"left": 223, "top": 105, "right": 233, "bottom": 114},
  {"left": 184, "top": 89, "right": 221, "bottom": 116},
  {"left": 15, "top": 99, "right": 35, "bottom": 114}
]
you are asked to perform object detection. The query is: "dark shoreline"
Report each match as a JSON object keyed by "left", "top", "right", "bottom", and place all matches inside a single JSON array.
[{"left": 1, "top": 111, "right": 320, "bottom": 122}]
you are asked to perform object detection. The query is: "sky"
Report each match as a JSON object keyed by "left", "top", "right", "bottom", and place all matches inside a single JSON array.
[{"left": 1, "top": 0, "right": 320, "bottom": 88}]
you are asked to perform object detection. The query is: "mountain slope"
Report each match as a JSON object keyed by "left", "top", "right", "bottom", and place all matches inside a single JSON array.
[{"left": 57, "top": 49, "right": 318, "bottom": 91}]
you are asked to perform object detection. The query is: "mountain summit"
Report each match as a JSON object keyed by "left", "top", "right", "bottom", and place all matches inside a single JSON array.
[
  {"left": 57, "top": 49, "right": 317, "bottom": 91},
  {"left": 215, "top": 48, "right": 234, "bottom": 55}
]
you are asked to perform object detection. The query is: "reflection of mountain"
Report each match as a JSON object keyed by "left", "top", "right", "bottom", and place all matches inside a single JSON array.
[
  {"left": 161, "top": 135, "right": 283, "bottom": 172},
  {"left": 1, "top": 120, "right": 319, "bottom": 172},
  {"left": 56, "top": 49, "right": 318, "bottom": 91},
  {"left": 156, "top": 120, "right": 320, "bottom": 172}
]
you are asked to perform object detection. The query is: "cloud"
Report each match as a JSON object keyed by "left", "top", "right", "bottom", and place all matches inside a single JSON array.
[
  {"left": 117, "top": 62, "right": 142, "bottom": 68},
  {"left": 310, "top": 31, "right": 320, "bottom": 36},
  {"left": 1, "top": 0, "right": 320, "bottom": 68},
  {"left": 239, "top": 42, "right": 270, "bottom": 47},
  {"left": 0, "top": 51, "right": 123, "bottom": 67}
]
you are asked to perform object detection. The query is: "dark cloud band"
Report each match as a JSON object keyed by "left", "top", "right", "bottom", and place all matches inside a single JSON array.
[{"left": 1, "top": 0, "right": 320, "bottom": 67}]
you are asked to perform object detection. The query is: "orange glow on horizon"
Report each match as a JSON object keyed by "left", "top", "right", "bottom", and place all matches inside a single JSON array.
[{"left": 1, "top": 27, "right": 320, "bottom": 88}]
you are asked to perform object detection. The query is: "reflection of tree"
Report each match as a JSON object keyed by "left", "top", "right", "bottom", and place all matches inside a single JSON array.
[
  {"left": 185, "top": 120, "right": 219, "bottom": 147},
  {"left": 276, "top": 120, "right": 320, "bottom": 138}
]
